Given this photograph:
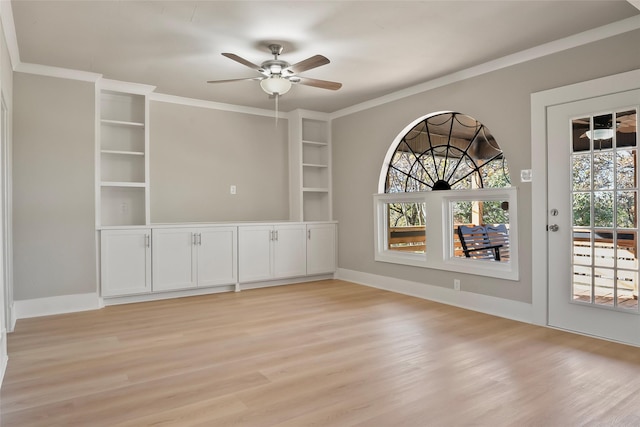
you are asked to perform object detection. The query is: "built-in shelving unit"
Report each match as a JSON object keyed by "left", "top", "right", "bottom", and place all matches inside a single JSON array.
[
  {"left": 289, "top": 110, "right": 332, "bottom": 222},
  {"left": 96, "top": 80, "right": 155, "bottom": 227}
]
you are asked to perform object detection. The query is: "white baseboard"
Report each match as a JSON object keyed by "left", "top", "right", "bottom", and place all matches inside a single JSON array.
[
  {"left": 336, "top": 268, "right": 533, "bottom": 324},
  {"left": 0, "top": 329, "right": 6, "bottom": 388},
  {"left": 14, "top": 293, "right": 103, "bottom": 319},
  {"left": 240, "top": 274, "right": 335, "bottom": 291}
]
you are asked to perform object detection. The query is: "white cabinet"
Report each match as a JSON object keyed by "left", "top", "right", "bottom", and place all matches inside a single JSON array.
[
  {"left": 306, "top": 223, "right": 337, "bottom": 275},
  {"left": 238, "top": 224, "right": 307, "bottom": 283},
  {"left": 289, "top": 110, "right": 332, "bottom": 222},
  {"left": 101, "top": 229, "right": 151, "bottom": 297},
  {"left": 152, "top": 227, "right": 237, "bottom": 292}
]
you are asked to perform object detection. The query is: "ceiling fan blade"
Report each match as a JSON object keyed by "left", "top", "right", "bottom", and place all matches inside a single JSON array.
[
  {"left": 221, "top": 53, "right": 263, "bottom": 72},
  {"left": 289, "top": 55, "right": 330, "bottom": 74},
  {"left": 207, "top": 77, "right": 262, "bottom": 84},
  {"left": 295, "top": 77, "right": 342, "bottom": 91}
]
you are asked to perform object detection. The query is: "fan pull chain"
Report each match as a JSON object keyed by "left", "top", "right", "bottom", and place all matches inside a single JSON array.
[{"left": 274, "top": 93, "right": 279, "bottom": 127}]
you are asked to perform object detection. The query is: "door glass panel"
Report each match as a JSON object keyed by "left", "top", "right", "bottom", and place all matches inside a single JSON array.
[
  {"left": 593, "top": 230, "right": 615, "bottom": 268},
  {"left": 616, "top": 149, "right": 636, "bottom": 188},
  {"left": 593, "top": 191, "right": 614, "bottom": 227},
  {"left": 593, "top": 152, "right": 614, "bottom": 189},
  {"left": 572, "top": 265, "right": 593, "bottom": 303},
  {"left": 617, "top": 231, "right": 638, "bottom": 270},
  {"left": 572, "top": 192, "right": 591, "bottom": 227},
  {"left": 616, "top": 110, "right": 637, "bottom": 148},
  {"left": 572, "top": 117, "right": 591, "bottom": 152},
  {"left": 617, "top": 191, "right": 637, "bottom": 228},
  {"left": 571, "top": 108, "right": 639, "bottom": 311},
  {"left": 617, "top": 270, "right": 638, "bottom": 310},
  {"left": 572, "top": 154, "right": 591, "bottom": 191},
  {"left": 592, "top": 113, "right": 614, "bottom": 150},
  {"left": 573, "top": 229, "right": 592, "bottom": 266},
  {"left": 594, "top": 268, "right": 615, "bottom": 307}
]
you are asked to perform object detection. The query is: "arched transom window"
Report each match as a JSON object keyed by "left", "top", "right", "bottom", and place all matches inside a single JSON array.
[{"left": 384, "top": 111, "right": 510, "bottom": 193}]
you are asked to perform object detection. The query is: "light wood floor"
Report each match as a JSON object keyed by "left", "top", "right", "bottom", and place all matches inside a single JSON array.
[{"left": 3, "top": 279, "right": 640, "bottom": 426}]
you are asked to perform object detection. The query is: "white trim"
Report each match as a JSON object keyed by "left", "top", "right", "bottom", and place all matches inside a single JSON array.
[
  {"left": 628, "top": 1, "right": 640, "bottom": 12},
  {"left": 530, "top": 68, "right": 640, "bottom": 327},
  {"left": 336, "top": 268, "right": 533, "bottom": 324},
  {"left": 99, "top": 78, "right": 156, "bottom": 95},
  {"left": 149, "top": 92, "right": 285, "bottom": 119},
  {"left": 14, "top": 293, "right": 103, "bottom": 319},
  {"left": 0, "top": 0, "right": 19, "bottom": 70},
  {"left": 240, "top": 274, "right": 334, "bottom": 290},
  {"left": 15, "top": 62, "right": 102, "bottom": 82},
  {"left": 330, "top": 15, "right": 640, "bottom": 120}
]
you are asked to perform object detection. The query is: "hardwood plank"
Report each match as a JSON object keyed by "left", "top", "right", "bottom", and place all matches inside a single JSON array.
[{"left": 2, "top": 279, "right": 640, "bottom": 426}]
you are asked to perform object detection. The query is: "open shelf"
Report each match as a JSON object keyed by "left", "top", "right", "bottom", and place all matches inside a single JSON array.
[{"left": 98, "top": 87, "right": 148, "bottom": 227}]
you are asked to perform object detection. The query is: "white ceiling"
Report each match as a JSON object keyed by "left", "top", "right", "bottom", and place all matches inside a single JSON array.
[{"left": 10, "top": 1, "right": 640, "bottom": 113}]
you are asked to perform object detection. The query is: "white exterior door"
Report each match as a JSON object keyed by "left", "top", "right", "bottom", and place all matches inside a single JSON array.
[
  {"left": 547, "top": 89, "right": 640, "bottom": 345},
  {"left": 197, "top": 227, "right": 237, "bottom": 287},
  {"left": 152, "top": 228, "right": 197, "bottom": 291},
  {"left": 101, "top": 229, "right": 151, "bottom": 296}
]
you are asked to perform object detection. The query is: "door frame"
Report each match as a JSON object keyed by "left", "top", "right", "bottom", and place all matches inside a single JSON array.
[{"left": 531, "top": 68, "right": 640, "bottom": 327}]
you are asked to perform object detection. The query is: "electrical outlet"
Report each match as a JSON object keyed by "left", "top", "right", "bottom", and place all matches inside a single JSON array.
[
  {"left": 120, "top": 202, "right": 128, "bottom": 214},
  {"left": 230, "top": 185, "right": 236, "bottom": 195},
  {"left": 454, "top": 279, "right": 461, "bottom": 291}
]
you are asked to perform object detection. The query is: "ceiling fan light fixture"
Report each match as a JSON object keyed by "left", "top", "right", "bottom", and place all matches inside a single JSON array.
[
  {"left": 260, "top": 76, "right": 292, "bottom": 95},
  {"left": 585, "top": 129, "right": 614, "bottom": 140}
]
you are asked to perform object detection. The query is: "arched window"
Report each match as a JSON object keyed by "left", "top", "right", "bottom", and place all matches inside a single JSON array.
[
  {"left": 383, "top": 111, "right": 510, "bottom": 193},
  {"left": 374, "top": 111, "right": 519, "bottom": 281}
]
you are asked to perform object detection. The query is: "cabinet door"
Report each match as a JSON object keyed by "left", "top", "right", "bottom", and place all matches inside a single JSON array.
[
  {"left": 152, "top": 228, "right": 197, "bottom": 291},
  {"left": 306, "top": 224, "right": 336, "bottom": 275},
  {"left": 198, "top": 227, "right": 237, "bottom": 287},
  {"left": 273, "top": 224, "right": 307, "bottom": 279},
  {"left": 101, "top": 229, "right": 151, "bottom": 297},
  {"left": 238, "top": 226, "right": 273, "bottom": 283}
]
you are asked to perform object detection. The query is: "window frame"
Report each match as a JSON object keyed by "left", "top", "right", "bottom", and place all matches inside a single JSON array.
[{"left": 374, "top": 187, "right": 519, "bottom": 280}]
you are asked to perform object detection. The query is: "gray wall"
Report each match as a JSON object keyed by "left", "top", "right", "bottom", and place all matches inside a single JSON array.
[
  {"left": 332, "top": 29, "right": 640, "bottom": 303},
  {"left": 150, "top": 101, "right": 289, "bottom": 223},
  {"left": 13, "top": 73, "right": 96, "bottom": 300}
]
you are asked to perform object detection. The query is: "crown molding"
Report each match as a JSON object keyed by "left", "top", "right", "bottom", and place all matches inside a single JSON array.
[
  {"left": 628, "top": 1, "right": 640, "bottom": 12},
  {"left": 99, "top": 78, "right": 156, "bottom": 95},
  {"left": 149, "top": 92, "right": 288, "bottom": 119},
  {"left": 329, "top": 14, "right": 640, "bottom": 119},
  {"left": 0, "top": 0, "right": 20, "bottom": 70},
  {"left": 15, "top": 62, "right": 102, "bottom": 82}
]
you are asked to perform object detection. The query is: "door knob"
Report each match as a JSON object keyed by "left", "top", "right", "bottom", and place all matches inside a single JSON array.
[{"left": 548, "top": 224, "right": 559, "bottom": 232}]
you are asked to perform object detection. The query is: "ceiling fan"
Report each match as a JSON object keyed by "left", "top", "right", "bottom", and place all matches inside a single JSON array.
[{"left": 207, "top": 44, "right": 342, "bottom": 96}]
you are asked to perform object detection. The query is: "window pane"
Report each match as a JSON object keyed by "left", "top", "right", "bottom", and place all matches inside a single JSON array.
[
  {"left": 386, "top": 202, "right": 426, "bottom": 253},
  {"left": 452, "top": 199, "right": 509, "bottom": 262}
]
